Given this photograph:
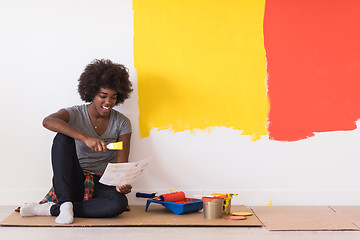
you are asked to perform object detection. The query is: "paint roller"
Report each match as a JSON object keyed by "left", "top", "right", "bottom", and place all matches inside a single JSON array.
[
  {"left": 136, "top": 191, "right": 186, "bottom": 202},
  {"left": 159, "top": 191, "right": 186, "bottom": 202}
]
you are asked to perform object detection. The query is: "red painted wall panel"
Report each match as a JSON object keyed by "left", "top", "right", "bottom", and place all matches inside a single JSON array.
[{"left": 265, "top": 0, "right": 360, "bottom": 141}]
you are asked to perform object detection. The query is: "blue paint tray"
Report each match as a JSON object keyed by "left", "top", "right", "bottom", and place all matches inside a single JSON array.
[{"left": 145, "top": 198, "right": 203, "bottom": 215}]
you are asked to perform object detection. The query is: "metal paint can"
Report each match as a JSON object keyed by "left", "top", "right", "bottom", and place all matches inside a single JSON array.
[{"left": 202, "top": 196, "right": 226, "bottom": 219}]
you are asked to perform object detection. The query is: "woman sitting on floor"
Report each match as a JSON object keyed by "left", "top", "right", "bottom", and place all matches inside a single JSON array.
[{"left": 20, "top": 59, "right": 133, "bottom": 224}]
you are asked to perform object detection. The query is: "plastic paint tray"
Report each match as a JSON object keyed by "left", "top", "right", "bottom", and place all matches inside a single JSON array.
[{"left": 145, "top": 198, "right": 203, "bottom": 215}]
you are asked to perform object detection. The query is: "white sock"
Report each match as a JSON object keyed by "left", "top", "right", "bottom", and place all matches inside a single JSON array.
[
  {"left": 55, "top": 202, "right": 74, "bottom": 224},
  {"left": 20, "top": 202, "right": 54, "bottom": 217}
]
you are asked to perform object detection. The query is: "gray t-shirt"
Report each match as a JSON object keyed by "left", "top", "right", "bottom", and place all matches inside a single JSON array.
[{"left": 66, "top": 104, "right": 132, "bottom": 175}]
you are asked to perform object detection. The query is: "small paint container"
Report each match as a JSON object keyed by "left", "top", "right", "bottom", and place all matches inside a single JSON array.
[
  {"left": 211, "top": 193, "right": 238, "bottom": 215},
  {"left": 202, "top": 195, "right": 226, "bottom": 219},
  {"left": 224, "top": 197, "right": 231, "bottom": 215}
]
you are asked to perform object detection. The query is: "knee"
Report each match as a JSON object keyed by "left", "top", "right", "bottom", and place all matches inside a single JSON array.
[
  {"left": 51, "top": 133, "right": 78, "bottom": 166},
  {"left": 53, "top": 133, "right": 74, "bottom": 145},
  {"left": 52, "top": 133, "right": 75, "bottom": 151},
  {"left": 107, "top": 194, "right": 128, "bottom": 217}
]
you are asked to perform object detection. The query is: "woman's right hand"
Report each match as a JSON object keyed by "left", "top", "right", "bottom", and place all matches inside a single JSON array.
[{"left": 84, "top": 137, "right": 107, "bottom": 152}]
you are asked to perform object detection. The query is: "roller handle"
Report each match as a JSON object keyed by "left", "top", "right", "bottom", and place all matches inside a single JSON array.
[{"left": 136, "top": 192, "right": 157, "bottom": 199}]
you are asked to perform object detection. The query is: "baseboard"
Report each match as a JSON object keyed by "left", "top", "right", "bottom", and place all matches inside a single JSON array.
[
  {"left": 3, "top": 188, "right": 360, "bottom": 206},
  {"left": 129, "top": 189, "right": 360, "bottom": 206}
]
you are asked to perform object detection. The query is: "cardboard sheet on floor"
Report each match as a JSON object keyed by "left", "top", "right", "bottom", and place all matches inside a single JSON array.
[
  {"left": 331, "top": 206, "right": 360, "bottom": 229},
  {"left": 251, "top": 206, "right": 359, "bottom": 231},
  {"left": 0, "top": 205, "right": 262, "bottom": 227}
]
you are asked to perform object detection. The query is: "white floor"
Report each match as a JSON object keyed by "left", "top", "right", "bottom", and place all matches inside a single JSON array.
[{"left": 1, "top": 206, "right": 360, "bottom": 240}]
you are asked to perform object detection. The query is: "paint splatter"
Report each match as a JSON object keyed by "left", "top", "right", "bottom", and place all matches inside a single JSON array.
[
  {"left": 265, "top": 0, "right": 360, "bottom": 141},
  {"left": 133, "top": 0, "right": 269, "bottom": 140}
]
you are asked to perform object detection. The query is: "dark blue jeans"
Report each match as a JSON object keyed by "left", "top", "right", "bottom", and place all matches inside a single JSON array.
[{"left": 50, "top": 133, "right": 128, "bottom": 218}]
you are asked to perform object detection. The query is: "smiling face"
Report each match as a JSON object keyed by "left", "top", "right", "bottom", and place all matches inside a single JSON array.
[{"left": 90, "top": 88, "right": 118, "bottom": 117}]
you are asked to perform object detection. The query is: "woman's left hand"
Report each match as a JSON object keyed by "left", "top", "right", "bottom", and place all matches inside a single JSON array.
[{"left": 116, "top": 184, "right": 132, "bottom": 194}]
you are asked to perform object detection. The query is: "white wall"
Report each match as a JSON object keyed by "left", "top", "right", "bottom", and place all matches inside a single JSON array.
[{"left": 1, "top": 0, "right": 360, "bottom": 206}]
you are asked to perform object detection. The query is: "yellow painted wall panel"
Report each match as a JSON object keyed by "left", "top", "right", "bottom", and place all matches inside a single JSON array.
[{"left": 134, "top": 0, "right": 269, "bottom": 140}]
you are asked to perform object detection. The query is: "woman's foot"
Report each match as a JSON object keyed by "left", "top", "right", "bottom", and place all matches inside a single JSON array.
[
  {"left": 55, "top": 202, "right": 74, "bottom": 224},
  {"left": 20, "top": 202, "right": 54, "bottom": 217}
]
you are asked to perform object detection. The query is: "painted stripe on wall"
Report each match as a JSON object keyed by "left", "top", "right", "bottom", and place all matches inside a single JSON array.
[
  {"left": 265, "top": 0, "right": 360, "bottom": 141},
  {"left": 134, "top": 0, "right": 269, "bottom": 140}
]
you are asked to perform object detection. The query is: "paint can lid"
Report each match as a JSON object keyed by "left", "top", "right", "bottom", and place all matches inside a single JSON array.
[{"left": 202, "top": 195, "right": 227, "bottom": 202}]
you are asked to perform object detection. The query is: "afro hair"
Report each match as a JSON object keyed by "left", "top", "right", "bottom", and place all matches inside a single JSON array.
[{"left": 78, "top": 59, "right": 133, "bottom": 105}]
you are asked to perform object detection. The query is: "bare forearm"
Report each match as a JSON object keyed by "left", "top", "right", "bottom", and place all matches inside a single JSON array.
[
  {"left": 43, "top": 115, "right": 107, "bottom": 152},
  {"left": 116, "top": 150, "right": 129, "bottom": 163},
  {"left": 42, "top": 117, "right": 89, "bottom": 142},
  {"left": 116, "top": 133, "right": 131, "bottom": 163}
]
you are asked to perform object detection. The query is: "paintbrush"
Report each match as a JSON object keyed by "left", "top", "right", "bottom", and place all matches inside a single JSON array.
[{"left": 107, "top": 141, "right": 123, "bottom": 150}]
